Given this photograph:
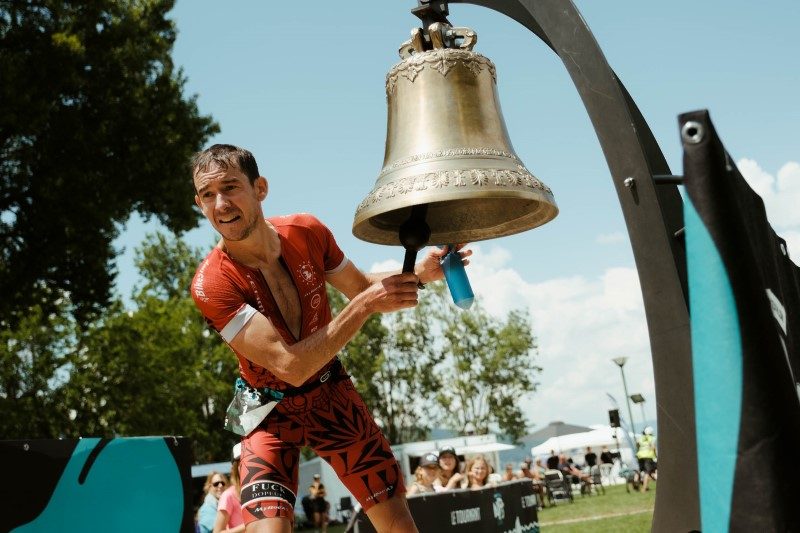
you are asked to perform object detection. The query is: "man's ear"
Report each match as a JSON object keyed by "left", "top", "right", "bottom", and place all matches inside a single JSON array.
[
  {"left": 256, "top": 176, "right": 268, "bottom": 201},
  {"left": 194, "top": 194, "right": 202, "bottom": 210}
]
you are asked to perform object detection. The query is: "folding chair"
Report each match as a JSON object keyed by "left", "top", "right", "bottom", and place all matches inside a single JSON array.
[
  {"left": 336, "top": 496, "right": 354, "bottom": 523},
  {"left": 543, "top": 469, "right": 573, "bottom": 505},
  {"left": 587, "top": 465, "right": 605, "bottom": 495}
]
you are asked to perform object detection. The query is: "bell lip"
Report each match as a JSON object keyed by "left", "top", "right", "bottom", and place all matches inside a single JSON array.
[{"left": 351, "top": 189, "right": 558, "bottom": 246}]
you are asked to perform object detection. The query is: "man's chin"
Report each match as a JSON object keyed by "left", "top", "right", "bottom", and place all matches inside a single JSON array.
[{"left": 216, "top": 223, "right": 255, "bottom": 242}]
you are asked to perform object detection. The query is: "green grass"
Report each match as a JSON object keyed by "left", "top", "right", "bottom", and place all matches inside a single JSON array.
[{"left": 538, "top": 483, "right": 655, "bottom": 532}]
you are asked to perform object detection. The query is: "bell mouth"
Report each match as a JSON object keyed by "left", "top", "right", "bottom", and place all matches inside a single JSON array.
[{"left": 353, "top": 192, "right": 558, "bottom": 246}]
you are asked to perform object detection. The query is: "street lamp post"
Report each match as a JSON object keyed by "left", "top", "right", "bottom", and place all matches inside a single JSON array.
[
  {"left": 631, "top": 393, "right": 647, "bottom": 430},
  {"left": 613, "top": 357, "right": 637, "bottom": 435}
]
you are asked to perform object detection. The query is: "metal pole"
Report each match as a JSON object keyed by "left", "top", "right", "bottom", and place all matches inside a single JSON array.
[
  {"left": 640, "top": 401, "right": 647, "bottom": 429},
  {"left": 618, "top": 365, "right": 636, "bottom": 435},
  {"left": 430, "top": 1, "right": 700, "bottom": 529}
]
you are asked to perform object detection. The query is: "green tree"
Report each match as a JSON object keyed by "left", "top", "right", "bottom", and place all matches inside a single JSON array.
[
  {"left": 0, "top": 0, "right": 218, "bottom": 323},
  {"left": 328, "top": 286, "right": 443, "bottom": 444},
  {"left": 435, "top": 293, "right": 539, "bottom": 442},
  {"left": 0, "top": 295, "right": 76, "bottom": 437},
  {"left": 62, "top": 233, "right": 236, "bottom": 462}
]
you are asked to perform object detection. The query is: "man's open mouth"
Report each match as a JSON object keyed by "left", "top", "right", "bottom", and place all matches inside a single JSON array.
[{"left": 219, "top": 215, "right": 241, "bottom": 224}]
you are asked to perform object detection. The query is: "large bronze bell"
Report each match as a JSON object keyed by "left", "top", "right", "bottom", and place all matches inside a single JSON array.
[{"left": 353, "top": 23, "right": 558, "bottom": 254}]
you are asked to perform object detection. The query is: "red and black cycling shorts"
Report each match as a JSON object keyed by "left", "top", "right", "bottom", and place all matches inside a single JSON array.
[{"left": 237, "top": 376, "right": 404, "bottom": 525}]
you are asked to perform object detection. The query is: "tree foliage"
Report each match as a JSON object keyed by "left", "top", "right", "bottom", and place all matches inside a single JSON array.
[
  {"left": 63, "top": 233, "right": 236, "bottom": 462},
  {"left": 0, "top": 0, "right": 218, "bottom": 323},
  {"left": 330, "top": 286, "right": 444, "bottom": 444},
  {"left": 0, "top": 296, "right": 76, "bottom": 437},
  {"left": 331, "top": 281, "right": 540, "bottom": 444},
  {"left": 434, "top": 290, "right": 540, "bottom": 442},
  {"left": 0, "top": 233, "right": 237, "bottom": 463}
]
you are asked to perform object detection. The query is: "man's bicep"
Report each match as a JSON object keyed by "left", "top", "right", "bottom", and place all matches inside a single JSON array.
[
  {"left": 228, "top": 311, "right": 287, "bottom": 372},
  {"left": 325, "top": 261, "right": 369, "bottom": 300}
]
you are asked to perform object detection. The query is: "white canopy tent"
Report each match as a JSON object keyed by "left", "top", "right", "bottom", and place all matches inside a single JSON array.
[{"left": 531, "top": 425, "right": 635, "bottom": 466}]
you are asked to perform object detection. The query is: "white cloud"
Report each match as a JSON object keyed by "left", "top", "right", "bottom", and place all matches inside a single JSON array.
[
  {"left": 371, "top": 245, "right": 655, "bottom": 430},
  {"left": 738, "top": 159, "right": 800, "bottom": 258},
  {"left": 595, "top": 231, "right": 626, "bottom": 245},
  {"left": 369, "top": 258, "right": 402, "bottom": 273},
  {"left": 468, "top": 246, "right": 653, "bottom": 430}
]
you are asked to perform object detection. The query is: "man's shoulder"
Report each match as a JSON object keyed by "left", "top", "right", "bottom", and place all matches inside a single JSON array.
[
  {"left": 269, "top": 212, "right": 323, "bottom": 230},
  {"left": 190, "top": 248, "right": 245, "bottom": 305},
  {"left": 192, "top": 247, "right": 227, "bottom": 279}
]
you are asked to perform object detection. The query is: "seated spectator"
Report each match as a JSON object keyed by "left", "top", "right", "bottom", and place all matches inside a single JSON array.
[
  {"left": 517, "top": 461, "right": 546, "bottom": 510},
  {"left": 502, "top": 462, "right": 516, "bottom": 482},
  {"left": 462, "top": 455, "right": 496, "bottom": 490},
  {"left": 434, "top": 446, "right": 464, "bottom": 492},
  {"left": 532, "top": 458, "right": 547, "bottom": 478},
  {"left": 517, "top": 462, "right": 538, "bottom": 481},
  {"left": 558, "top": 454, "right": 591, "bottom": 485},
  {"left": 308, "top": 474, "right": 330, "bottom": 533},
  {"left": 407, "top": 453, "right": 440, "bottom": 496},
  {"left": 546, "top": 450, "right": 560, "bottom": 470}
]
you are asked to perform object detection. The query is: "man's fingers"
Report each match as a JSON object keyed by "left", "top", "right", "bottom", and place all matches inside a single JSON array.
[{"left": 383, "top": 273, "right": 419, "bottom": 289}]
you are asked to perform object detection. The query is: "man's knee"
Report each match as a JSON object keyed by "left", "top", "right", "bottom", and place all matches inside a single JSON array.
[{"left": 366, "top": 496, "right": 418, "bottom": 533}]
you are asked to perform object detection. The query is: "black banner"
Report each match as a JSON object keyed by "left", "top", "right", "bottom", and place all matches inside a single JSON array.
[
  {"left": 682, "top": 110, "right": 800, "bottom": 531},
  {"left": 0, "top": 437, "right": 195, "bottom": 532},
  {"left": 354, "top": 479, "right": 539, "bottom": 533}
]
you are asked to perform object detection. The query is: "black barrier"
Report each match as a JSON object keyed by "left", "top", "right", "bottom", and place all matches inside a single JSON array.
[
  {"left": 682, "top": 110, "right": 800, "bottom": 531},
  {"left": 0, "top": 437, "right": 194, "bottom": 532},
  {"left": 353, "top": 479, "right": 539, "bottom": 533}
]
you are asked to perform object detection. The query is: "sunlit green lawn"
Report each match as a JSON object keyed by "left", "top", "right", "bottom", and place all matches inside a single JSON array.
[
  {"left": 538, "top": 482, "right": 656, "bottom": 532},
  {"left": 309, "top": 482, "right": 655, "bottom": 532}
]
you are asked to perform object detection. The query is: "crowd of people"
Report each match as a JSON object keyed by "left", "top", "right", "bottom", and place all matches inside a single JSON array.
[
  {"left": 402, "top": 433, "right": 658, "bottom": 511},
  {"left": 196, "top": 444, "right": 244, "bottom": 533},
  {"left": 195, "top": 435, "right": 658, "bottom": 530},
  {"left": 404, "top": 448, "right": 547, "bottom": 508}
]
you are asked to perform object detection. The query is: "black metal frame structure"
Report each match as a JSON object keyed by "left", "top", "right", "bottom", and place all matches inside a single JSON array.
[{"left": 427, "top": 0, "right": 699, "bottom": 530}]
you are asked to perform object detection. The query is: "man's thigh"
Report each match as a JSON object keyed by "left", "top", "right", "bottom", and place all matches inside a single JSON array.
[
  {"left": 239, "top": 421, "right": 302, "bottom": 524},
  {"left": 304, "top": 379, "right": 406, "bottom": 512}
]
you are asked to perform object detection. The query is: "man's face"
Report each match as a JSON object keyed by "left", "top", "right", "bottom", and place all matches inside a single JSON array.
[{"left": 194, "top": 164, "right": 266, "bottom": 242}]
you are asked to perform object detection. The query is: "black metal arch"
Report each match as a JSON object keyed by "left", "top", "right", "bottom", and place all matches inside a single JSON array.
[{"left": 443, "top": 0, "right": 699, "bottom": 530}]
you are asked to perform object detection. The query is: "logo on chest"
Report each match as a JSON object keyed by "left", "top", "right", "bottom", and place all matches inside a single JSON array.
[{"left": 297, "top": 260, "right": 318, "bottom": 287}]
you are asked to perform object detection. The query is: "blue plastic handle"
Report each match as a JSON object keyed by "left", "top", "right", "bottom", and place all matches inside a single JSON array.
[{"left": 441, "top": 245, "right": 474, "bottom": 309}]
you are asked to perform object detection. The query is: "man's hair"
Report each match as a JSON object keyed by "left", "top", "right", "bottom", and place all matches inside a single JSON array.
[{"left": 191, "top": 144, "right": 260, "bottom": 185}]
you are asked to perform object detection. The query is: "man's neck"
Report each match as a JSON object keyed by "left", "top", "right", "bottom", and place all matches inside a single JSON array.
[{"left": 220, "top": 218, "right": 281, "bottom": 268}]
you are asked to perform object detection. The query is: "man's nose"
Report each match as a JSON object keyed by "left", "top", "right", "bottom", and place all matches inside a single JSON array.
[{"left": 215, "top": 193, "right": 231, "bottom": 210}]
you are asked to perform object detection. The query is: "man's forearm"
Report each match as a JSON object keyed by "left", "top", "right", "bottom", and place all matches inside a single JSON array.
[
  {"left": 364, "top": 265, "right": 423, "bottom": 285},
  {"left": 273, "top": 292, "right": 372, "bottom": 385},
  {"left": 364, "top": 270, "right": 398, "bottom": 285}
]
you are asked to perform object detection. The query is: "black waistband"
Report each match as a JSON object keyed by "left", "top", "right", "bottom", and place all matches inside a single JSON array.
[{"left": 278, "top": 359, "right": 347, "bottom": 397}]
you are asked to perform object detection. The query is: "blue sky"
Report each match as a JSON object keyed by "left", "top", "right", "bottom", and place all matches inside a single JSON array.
[{"left": 114, "top": 0, "right": 799, "bottom": 432}]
